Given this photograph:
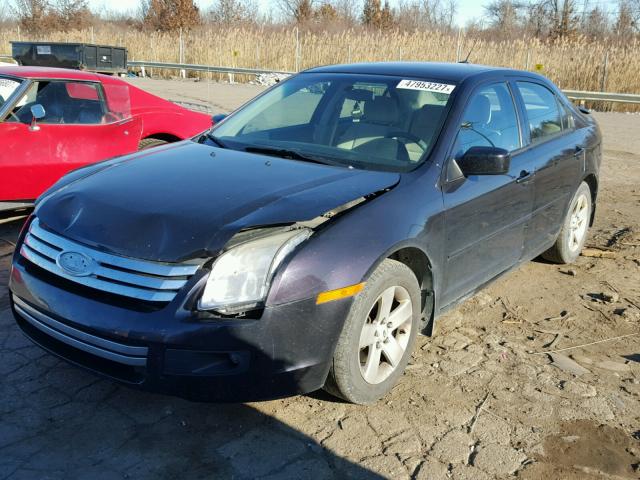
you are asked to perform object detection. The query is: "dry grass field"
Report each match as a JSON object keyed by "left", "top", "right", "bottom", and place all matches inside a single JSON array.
[{"left": 2, "top": 25, "right": 640, "bottom": 96}]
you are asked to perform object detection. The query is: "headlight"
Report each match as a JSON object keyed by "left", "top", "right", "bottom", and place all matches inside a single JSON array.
[{"left": 199, "top": 228, "right": 312, "bottom": 314}]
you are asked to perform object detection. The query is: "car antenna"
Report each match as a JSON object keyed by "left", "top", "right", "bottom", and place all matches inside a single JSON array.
[{"left": 459, "top": 38, "right": 479, "bottom": 64}]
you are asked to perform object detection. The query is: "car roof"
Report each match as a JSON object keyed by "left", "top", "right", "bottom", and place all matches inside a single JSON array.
[
  {"left": 0, "top": 66, "right": 105, "bottom": 82},
  {"left": 304, "top": 62, "right": 517, "bottom": 83}
]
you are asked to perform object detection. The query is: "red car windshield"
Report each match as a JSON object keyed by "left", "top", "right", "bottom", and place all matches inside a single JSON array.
[{"left": 0, "top": 77, "right": 23, "bottom": 109}]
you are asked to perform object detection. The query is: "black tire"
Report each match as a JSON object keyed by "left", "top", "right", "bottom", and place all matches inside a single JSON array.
[
  {"left": 138, "top": 138, "right": 168, "bottom": 150},
  {"left": 542, "top": 181, "right": 592, "bottom": 264},
  {"left": 324, "top": 259, "right": 421, "bottom": 404}
]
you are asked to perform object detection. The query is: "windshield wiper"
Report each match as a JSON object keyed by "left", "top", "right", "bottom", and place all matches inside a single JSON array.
[
  {"left": 201, "top": 132, "right": 228, "bottom": 148},
  {"left": 244, "top": 145, "right": 336, "bottom": 166}
]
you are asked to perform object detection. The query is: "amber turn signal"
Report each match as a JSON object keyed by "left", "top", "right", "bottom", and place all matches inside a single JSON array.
[{"left": 316, "top": 282, "right": 366, "bottom": 305}]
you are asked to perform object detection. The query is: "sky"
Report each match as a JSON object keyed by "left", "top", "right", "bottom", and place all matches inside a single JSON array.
[{"left": 88, "top": 0, "right": 487, "bottom": 26}]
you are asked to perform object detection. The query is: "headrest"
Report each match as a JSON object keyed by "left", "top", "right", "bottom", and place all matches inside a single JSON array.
[
  {"left": 411, "top": 104, "right": 445, "bottom": 135},
  {"left": 38, "top": 82, "right": 68, "bottom": 102},
  {"left": 346, "top": 88, "right": 374, "bottom": 102},
  {"left": 364, "top": 96, "right": 399, "bottom": 124},
  {"left": 465, "top": 94, "right": 492, "bottom": 125}
]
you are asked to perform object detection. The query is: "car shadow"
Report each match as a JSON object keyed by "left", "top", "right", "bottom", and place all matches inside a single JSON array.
[{"left": 0, "top": 305, "right": 384, "bottom": 479}]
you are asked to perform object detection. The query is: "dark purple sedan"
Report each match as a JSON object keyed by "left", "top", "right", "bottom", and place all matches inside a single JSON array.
[{"left": 9, "top": 62, "right": 601, "bottom": 403}]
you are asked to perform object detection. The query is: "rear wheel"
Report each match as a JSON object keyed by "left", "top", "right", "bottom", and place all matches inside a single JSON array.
[
  {"left": 138, "top": 138, "right": 168, "bottom": 150},
  {"left": 324, "top": 259, "right": 420, "bottom": 404},
  {"left": 542, "top": 181, "right": 592, "bottom": 264}
]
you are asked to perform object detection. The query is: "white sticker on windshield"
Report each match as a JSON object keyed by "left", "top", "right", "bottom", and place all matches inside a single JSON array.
[
  {"left": 36, "top": 45, "right": 52, "bottom": 55},
  {"left": 397, "top": 80, "right": 455, "bottom": 94}
]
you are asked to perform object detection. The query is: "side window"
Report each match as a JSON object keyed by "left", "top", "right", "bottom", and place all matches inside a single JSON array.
[
  {"left": 560, "top": 102, "right": 575, "bottom": 130},
  {"left": 453, "top": 82, "right": 521, "bottom": 159},
  {"left": 516, "top": 82, "right": 563, "bottom": 143},
  {"left": 10, "top": 81, "right": 105, "bottom": 125}
]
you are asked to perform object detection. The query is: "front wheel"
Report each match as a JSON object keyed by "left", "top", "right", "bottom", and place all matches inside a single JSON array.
[
  {"left": 542, "top": 181, "right": 592, "bottom": 264},
  {"left": 324, "top": 259, "right": 420, "bottom": 404}
]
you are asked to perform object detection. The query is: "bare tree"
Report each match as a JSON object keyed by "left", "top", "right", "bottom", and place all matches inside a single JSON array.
[
  {"left": 330, "top": 0, "right": 359, "bottom": 25},
  {"left": 207, "top": 0, "right": 257, "bottom": 24},
  {"left": 0, "top": 1, "right": 13, "bottom": 26},
  {"left": 549, "top": 0, "right": 579, "bottom": 37},
  {"left": 276, "top": 0, "right": 315, "bottom": 22},
  {"left": 315, "top": 2, "right": 338, "bottom": 21},
  {"left": 615, "top": 0, "right": 640, "bottom": 35},
  {"left": 484, "top": 0, "right": 525, "bottom": 33},
  {"left": 142, "top": 0, "right": 200, "bottom": 31},
  {"left": 54, "top": 0, "right": 93, "bottom": 30},
  {"left": 581, "top": 6, "right": 610, "bottom": 38},
  {"left": 395, "top": 0, "right": 456, "bottom": 30},
  {"left": 12, "top": 0, "right": 53, "bottom": 32}
]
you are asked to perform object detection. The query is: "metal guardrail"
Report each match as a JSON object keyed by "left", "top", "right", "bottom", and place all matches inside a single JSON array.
[
  {"left": 3, "top": 56, "right": 640, "bottom": 104},
  {"left": 127, "top": 60, "right": 292, "bottom": 76},
  {"left": 128, "top": 60, "right": 640, "bottom": 104},
  {"left": 563, "top": 90, "right": 640, "bottom": 104}
]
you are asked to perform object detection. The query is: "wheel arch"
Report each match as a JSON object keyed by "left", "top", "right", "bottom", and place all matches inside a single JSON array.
[
  {"left": 368, "top": 243, "right": 437, "bottom": 336},
  {"left": 141, "top": 132, "right": 182, "bottom": 143}
]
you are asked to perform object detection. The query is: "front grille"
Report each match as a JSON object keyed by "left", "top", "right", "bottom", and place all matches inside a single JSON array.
[{"left": 20, "top": 218, "right": 201, "bottom": 303}]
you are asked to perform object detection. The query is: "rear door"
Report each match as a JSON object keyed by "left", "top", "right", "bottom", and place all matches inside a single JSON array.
[
  {"left": 440, "top": 81, "right": 536, "bottom": 307},
  {"left": 1, "top": 79, "right": 140, "bottom": 201},
  {"left": 513, "top": 81, "right": 582, "bottom": 256}
]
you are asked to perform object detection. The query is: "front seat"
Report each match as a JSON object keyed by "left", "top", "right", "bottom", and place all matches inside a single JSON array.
[
  {"left": 337, "top": 96, "right": 400, "bottom": 150},
  {"left": 33, "top": 83, "right": 67, "bottom": 124},
  {"left": 406, "top": 104, "right": 445, "bottom": 161},
  {"left": 456, "top": 94, "right": 498, "bottom": 154}
]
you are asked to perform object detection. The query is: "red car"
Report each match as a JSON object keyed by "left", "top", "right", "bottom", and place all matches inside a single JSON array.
[{"left": 0, "top": 66, "right": 212, "bottom": 210}]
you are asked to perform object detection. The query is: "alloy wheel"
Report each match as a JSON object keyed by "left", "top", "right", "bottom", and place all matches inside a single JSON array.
[
  {"left": 358, "top": 285, "right": 413, "bottom": 384},
  {"left": 568, "top": 193, "right": 589, "bottom": 252}
]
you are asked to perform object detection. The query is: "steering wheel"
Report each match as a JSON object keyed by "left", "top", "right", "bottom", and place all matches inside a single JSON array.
[{"left": 384, "top": 131, "right": 428, "bottom": 153}]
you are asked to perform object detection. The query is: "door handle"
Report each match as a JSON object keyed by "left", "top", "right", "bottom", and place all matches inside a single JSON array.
[{"left": 516, "top": 170, "right": 533, "bottom": 184}]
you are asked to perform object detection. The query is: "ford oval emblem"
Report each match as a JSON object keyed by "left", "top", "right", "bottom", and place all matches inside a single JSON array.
[{"left": 57, "top": 251, "right": 94, "bottom": 277}]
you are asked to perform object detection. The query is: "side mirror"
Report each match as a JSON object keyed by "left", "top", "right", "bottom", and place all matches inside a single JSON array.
[
  {"left": 29, "top": 104, "right": 46, "bottom": 131},
  {"left": 457, "top": 146, "right": 510, "bottom": 176},
  {"left": 212, "top": 113, "right": 227, "bottom": 125}
]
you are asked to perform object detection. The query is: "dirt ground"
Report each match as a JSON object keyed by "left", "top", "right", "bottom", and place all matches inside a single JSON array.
[{"left": 0, "top": 78, "right": 638, "bottom": 480}]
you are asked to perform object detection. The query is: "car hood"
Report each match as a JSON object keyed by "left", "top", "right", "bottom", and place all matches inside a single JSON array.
[{"left": 35, "top": 141, "right": 400, "bottom": 262}]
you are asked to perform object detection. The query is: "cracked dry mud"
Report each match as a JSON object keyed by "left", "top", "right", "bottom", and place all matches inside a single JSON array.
[{"left": 1, "top": 80, "right": 639, "bottom": 479}]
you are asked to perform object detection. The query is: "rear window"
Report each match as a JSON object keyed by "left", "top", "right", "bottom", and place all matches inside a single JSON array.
[
  {"left": 516, "top": 82, "right": 563, "bottom": 143},
  {"left": 66, "top": 82, "right": 99, "bottom": 101}
]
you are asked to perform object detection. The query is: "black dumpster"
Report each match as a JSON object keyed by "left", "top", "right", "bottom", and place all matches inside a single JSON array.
[{"left": 11, "top": 42, "right": 127, "bottom": 74}]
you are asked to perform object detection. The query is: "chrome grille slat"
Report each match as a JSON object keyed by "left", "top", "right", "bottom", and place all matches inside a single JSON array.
[
  {"left": 29, "top": 219, "right": 200, "bottom": 277},
  {"left": 21, "top": 218, "right": 202, "bottom": 303},
  {"left": 24, "top": 233, "right": 61, "bottom": 260},
  {"left": 92, "top": 265, "right": 187, "bottom": 291}
]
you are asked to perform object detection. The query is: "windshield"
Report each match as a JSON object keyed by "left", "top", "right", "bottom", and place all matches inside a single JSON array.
[
  {"left": 0, "top": 76, "right": 23, "bottom": 110},
  {"left": 209, "top": 73, "right": 455, "bottom": 172}
]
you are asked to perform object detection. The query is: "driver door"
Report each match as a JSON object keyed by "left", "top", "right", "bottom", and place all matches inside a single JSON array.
[
  {"left": 0, "top": 79, "right": 141, "bottom": 201},
  {"left": 440, "top": 82, "right": 536, "bottom": 307}
]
